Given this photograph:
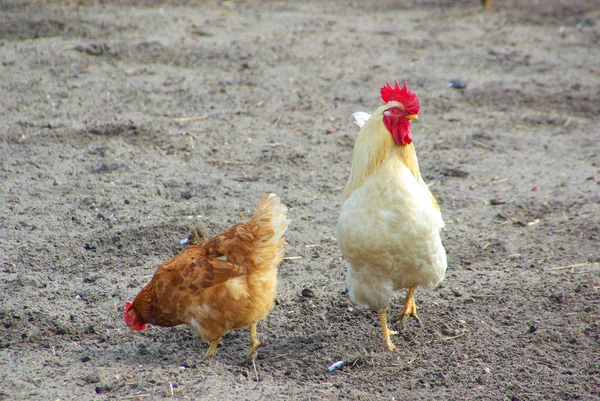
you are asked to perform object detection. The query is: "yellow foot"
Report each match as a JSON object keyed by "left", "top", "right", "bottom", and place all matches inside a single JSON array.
[
  {"left": 378, "top": 310, "right": 398, "bottom": 351},
  {"left": 392, "top": 286, "right": 422, "bottom": 326},
  {"left": 202, "top": 339, "right": 220, "bottom": 362},
  {"left": 246, "top": 323, "right": 261, "bottom": 362}
]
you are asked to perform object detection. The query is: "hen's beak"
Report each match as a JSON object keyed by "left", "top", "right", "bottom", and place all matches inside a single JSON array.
[{"left": 406, "top": 114, "right": 418, "bottom": 121}]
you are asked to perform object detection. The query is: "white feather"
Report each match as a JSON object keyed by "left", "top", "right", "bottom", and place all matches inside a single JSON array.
[
  {"left": 351, "top": 112, "right": 371, "bottom": 128},
  {"left": 336, "top": 147, "right": 446, "bottom": 312}
]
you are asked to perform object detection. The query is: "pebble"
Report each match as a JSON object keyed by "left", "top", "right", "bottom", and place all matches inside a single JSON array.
[
  {"left": 447, "top": 79, "right": 467, "bottom": 89},
  {"left": 328, "top": 360, "right": 344, "bottom": 372}
]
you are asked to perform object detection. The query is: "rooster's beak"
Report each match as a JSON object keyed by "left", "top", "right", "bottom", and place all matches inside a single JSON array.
[{"left": 406, "top": 114, "right": 419, "bottom": 121}]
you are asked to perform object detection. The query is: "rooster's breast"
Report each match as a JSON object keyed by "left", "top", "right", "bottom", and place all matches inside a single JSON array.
[{"left": 337, "top": 159, "right": 446, "bottom": 301}]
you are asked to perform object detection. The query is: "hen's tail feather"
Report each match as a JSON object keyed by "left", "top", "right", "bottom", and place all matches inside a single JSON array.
[{"left": 245, "top": 193, "right": 289, "bottom": 272}]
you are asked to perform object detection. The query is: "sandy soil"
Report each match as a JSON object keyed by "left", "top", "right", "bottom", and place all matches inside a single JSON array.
[{"left": 1, "top": 0, "right": 599, "bottom": 400}]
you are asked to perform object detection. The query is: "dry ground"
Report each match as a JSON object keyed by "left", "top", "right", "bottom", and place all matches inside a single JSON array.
[{"left": 1, "top": 0, "right": 599, "bottom": 400}]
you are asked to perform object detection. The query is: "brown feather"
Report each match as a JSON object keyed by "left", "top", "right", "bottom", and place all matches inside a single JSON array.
[{"left": 127, "top": 193, "right": 288, "bottom": 355}]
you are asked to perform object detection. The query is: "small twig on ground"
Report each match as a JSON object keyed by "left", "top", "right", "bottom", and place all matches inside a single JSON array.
[
  {"left": 169, "top": 381, "right": 174, "bottom": 397},
  {"left": 549, "top": 262, "right": 598, "bottom": 274},
  {"left": 537, "top": 360, "right": 559, "bottom": 369},
  {"left": 264, "top": 142, "right": 289, "bottom": 148},
  {"left": 283, "top": 256, "right": 302, "bottom": 260},
  {"left": 408, "top": 330, "right": 423, "bottom": 344},
  {"left": 167, "top": 109, "right": 247, "bottom": 122},
  {"left": 272, "top": 112, "right": 285, "bottom": 126},
  {"left": 472, "top": 140, "right": 492, "bottom": 150},
  {"left": 439, "top": 333, "right": 466, "bottom": 341},
  {"left": 169, "top": 115, "right": 208, "bottom": 122},
  {"left": 423, "top": 332, "right": 466, "bottom": 345},
  {"left": 206, "top": 159, "right": 253, "bottom": 165},
  {"left": 119, "top": 394, "right": 151, "bottom": 400},
  {"left": 252, "top": 358, "right": 259, "bottom": 382}
]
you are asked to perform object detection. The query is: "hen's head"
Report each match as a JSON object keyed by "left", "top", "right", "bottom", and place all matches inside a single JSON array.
[
  {"left": 380, "top": 81, "right": 420, "bottom": 145},
  {"left": 124, "top": 301, "right": 147, "bottom": 331}
]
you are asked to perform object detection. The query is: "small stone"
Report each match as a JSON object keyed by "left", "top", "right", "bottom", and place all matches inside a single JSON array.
[
  {"left": 84, "top": 241, "right": 98, "bottom": 251},
  {"left": 447, "top": 79, "right": 467, "bottom": 89},
  {"left": 549, "top": 293, "right": 563, "bottom": 303},
  {"left": 85, "top": 374, "right": 101, "bottom": 384},
  {"left": 301, "top": 288, "right": 315, "bottom": 298},
  {"left": 95, "top": 384, "right": 112, "bottom": 394}
]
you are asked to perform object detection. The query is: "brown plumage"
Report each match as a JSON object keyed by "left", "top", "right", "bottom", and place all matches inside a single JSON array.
[{"left": 124, "top": 193, "right": 289, "bottom": 361}]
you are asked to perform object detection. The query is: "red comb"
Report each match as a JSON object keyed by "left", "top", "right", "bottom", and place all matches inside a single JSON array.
[
  {"left": 380, "top": 81, "right": 420, "bottom": 115},
  {"left": 124, "top": 301, "right": 132, "bottom": 325}
]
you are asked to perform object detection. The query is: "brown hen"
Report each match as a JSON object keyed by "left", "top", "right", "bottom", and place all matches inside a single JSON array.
[{"left": 124, "top": 193, "right": 289, "bottom": 361}]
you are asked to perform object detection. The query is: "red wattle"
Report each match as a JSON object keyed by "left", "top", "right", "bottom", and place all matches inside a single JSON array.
[{"left": 384, "top": 116, "right": 412, "bottom": 145}]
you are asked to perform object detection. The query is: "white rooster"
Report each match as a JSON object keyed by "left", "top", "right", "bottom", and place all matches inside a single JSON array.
[{"left": 336, "top": 81, "right": 447, "bottom": 351}]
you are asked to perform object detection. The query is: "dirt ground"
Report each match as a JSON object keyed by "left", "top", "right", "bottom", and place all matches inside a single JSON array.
[{"left": 1, "top": 0, "right": 599, "bottom": 399}]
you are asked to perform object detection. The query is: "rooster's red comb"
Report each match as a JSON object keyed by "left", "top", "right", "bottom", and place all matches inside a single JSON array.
[{"left": 380, "top": 80, "right": 420, "bottom": 115}]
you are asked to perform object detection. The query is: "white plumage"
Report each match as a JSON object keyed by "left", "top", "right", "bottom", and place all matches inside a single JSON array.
[
  {"left": 337, "top": 144, "right": 446, "bottom": 312},
  {"left": 337, "top": 105, "right": 447, "bottom": 351},
  {"left": 351, "top": 111, "right": 372, "bottom": 128}
]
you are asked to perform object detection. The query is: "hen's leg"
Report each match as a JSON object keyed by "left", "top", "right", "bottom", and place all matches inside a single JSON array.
[
  {"left": 247, "top": 323, "right": 261, "bottom": 360},
  {"left": 393, "top": 286, "right": 422, "bottom": 326},
  {"left": 203, "top": 338, "right": 221, "bottom": 361},
  {"left": 378, "top": 310, "right": 398, "bottom": 351}
]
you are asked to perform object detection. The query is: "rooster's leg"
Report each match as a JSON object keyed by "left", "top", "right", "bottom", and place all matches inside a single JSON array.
[
  {"left": 203, "top": 338, "right": 221, "bottom": 361},
  {"left": 393, "top": 286, "right": 422, "bottom": 326},
  {"left": 378, "top": 310, "right": 398, "bottom": 351},
  {"left": 247, "top": 323, "right": 261, "bottom": 360}
]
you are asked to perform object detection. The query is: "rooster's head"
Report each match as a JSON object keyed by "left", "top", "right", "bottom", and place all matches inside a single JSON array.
[{"left": 380, "top": 81, "right": 420, "bottom": 145}]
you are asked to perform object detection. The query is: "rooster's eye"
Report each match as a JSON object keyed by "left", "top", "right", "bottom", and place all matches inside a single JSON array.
[{"left": 390, "top": 107, "right": 401, "bottom": 115}]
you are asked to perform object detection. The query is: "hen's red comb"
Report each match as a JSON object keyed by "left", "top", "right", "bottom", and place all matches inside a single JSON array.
[
  {"left": 124, "top": 301, "right": 132, "bottom": 324},
  {"left": 380, "top": 81, "right": 420, "bottom": 115}
]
